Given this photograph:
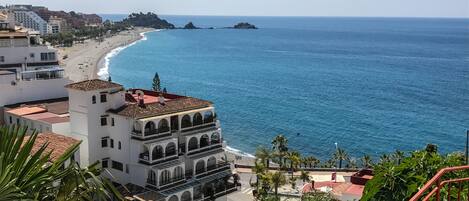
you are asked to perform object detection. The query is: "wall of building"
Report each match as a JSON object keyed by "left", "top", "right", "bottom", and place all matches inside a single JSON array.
[
  {"left": 0, "top": 78, "right": 69, "bottom": 107},
  {"left": 0, "top": 46, "right": 58, "bottom": 64}
]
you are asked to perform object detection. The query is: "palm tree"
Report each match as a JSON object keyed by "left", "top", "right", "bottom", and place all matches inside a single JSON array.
[
  {"left": 252, "top": 161, "right": 266, "bottom": 192},
  {"left": 312, "top": 157, "right": 320, "bottom": 168},
  {"left": 361, "top": 154, "right": 373, "bottom": 168},
  {"left": 271, "top": 134, "right": 288, "bottom": 167},
  {"left": 393, "top": 150, "right": 405, "bottom": 165},
  {"left": 299, "top": 170, "right": 310, "bottom": 183},
  {"left": 267, "top": 171, "right": 286, "bottom": 198},
  {"left": 255, "top": 146, "right": 271, "bottom": 168},
  {"left": 380, "top": 154, "right": 391, "bottom": 164},
  {"left": 287, "top": 151, "right": 301, "bottom": 178},
  {"left": 0, "top": 125, "right": 122, "bottom": 200},
  {"left": 333, "top": 148, "right": 348, "bottom": 169},
  {"left": 346, "top": 157, "right": 358, "bottom": 169}
]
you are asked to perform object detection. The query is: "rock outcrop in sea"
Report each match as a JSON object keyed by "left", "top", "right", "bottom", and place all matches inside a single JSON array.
[
  {"left": 183, "top": 22, "right": 199, "bottom": 29},
  {"left": 233, "top": 22, "right": 257, "bottom": 29}
]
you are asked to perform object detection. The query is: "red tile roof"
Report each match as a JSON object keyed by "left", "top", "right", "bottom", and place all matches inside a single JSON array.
[
  {"left": 24, "top": 132, "right": 80, "bottom": 162},
  {"left": 65, "top": 79, "right": 123, "bottom": 91}
]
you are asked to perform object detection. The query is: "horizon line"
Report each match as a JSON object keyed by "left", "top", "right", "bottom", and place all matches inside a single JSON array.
[{"left": 98, "top": 13, "right": 469, "bottom": 19}]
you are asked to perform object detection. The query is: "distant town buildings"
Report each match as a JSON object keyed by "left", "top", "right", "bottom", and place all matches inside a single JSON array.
[{"left": 1, "top": 4, "right": 103, "bottom": 35}]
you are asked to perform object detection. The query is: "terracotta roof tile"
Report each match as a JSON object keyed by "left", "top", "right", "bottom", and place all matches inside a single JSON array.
[
  {"left": 65, "top": 79, "right": 123, "bottom": 91},
  {"left": 24, "top": 132, "right": 80, "bottom": 162},
  {"left": 109, "top": 97, "right": 212, "bottom": 119}
]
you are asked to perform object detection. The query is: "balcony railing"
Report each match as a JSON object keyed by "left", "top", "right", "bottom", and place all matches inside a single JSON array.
[
  {"left": 409, "top": 165, "right": 469, "bottom": 201},
  {"left": 138, "top": 152, "right": 178, "bottom": 165},
  {"left": 131, "top": 129, "right": 172, "bottom": 140},
  {"left": 181, "top": 121, "right": 217, "bottom": 135},
  {"left": 195, "top": 162, "right": 231, "bottom": 179},
  {"left": 21, "top": 68, "right": 64, "bottom": 81},
  {"left": 187, "top": 143, "right": 223, "bottom": 156},
  {"left": 193, "top": 183, "right": 237, "bottom": 201},
  {"left": 147, "top": 176, "right": 186, "bottom": 190}
]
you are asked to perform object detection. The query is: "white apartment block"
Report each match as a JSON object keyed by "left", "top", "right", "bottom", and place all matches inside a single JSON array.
[
  {"left": 12, "top": 9, "right": 50, "bottom": 35},
  {"left": 65, "top": 79, "right": 237, "bottom": 201}
]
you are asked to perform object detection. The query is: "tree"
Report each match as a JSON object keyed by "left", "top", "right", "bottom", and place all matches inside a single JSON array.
[
  {"left": 0, "top": 125, "right": 122, "bottom": 200},
  {"left": 287, "top": 151, "right": 301, "bottom": 178},
  {"left": 302, "top": 192, "right": 340, "bottom": 201},
  {"left": 266, "top": 171, "right": 286, "bottom": 198},
  {"left": 152, "top": 72, "right": 161, "bottom": 92},
  {"left": 256, "top": 146, "right": 271, "bottom": 168},
  {"left": 333, "top": 148, "right": 348, "bottom": 169},
  {"left": 345, "top": 157, "right": 358, "bottom": 169},
  {"left": 271, "top": 134, "right": 288, "bottom": 168},
  {"left": 361, "top": 154, "right": 373, "bottom": 168},
  {"left": 300, "top": 170, "right": 310, "bottom": 183},
  {"left": 393, "top": 150, "right": 405, "bottom": 165}
]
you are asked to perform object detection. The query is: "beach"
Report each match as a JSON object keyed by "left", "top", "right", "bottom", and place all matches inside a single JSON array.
[{"left": 58, "top": 27, "right": 154, "bottom": 82}]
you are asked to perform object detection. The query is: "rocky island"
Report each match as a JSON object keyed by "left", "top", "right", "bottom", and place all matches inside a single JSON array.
[
  {"left": 122, "top": 12, "right": 175, "bottom": 29},
  {"left": 183, "top": 22, "right": 199, "bottom": 29},
  {"left": 233, "top": 22, "right": 257, "bottom": 29}
]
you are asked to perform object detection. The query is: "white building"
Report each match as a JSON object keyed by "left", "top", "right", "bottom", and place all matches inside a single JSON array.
[
  {"left": 0, "top": 11, "right": 70, "bottom": 124},
  {"left": 8, "top": 5, "right": 50, "bottom": 35},
  {"left": 66, "top": 79, "right": 237, "bottom": 201}
]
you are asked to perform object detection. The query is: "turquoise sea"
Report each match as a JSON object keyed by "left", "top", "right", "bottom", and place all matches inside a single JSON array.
[{"left": 101, "top": 15, "right": 469, "bottom": 160}]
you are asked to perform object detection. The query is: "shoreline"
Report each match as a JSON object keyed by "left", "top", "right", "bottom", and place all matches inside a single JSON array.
[{"left": 59, "top": 27, "right": 154, "bottom": 82}]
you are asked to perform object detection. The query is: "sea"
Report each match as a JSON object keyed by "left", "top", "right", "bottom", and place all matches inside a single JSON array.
[{"left": 100, "top": 14, "right": 469, "bottom": 160}]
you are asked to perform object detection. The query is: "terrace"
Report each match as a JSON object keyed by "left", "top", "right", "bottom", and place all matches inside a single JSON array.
[{"left": 20, "top": 67, "right": 64, "bottom": 81}]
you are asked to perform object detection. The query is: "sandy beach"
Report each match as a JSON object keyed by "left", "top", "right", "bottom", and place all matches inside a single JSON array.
[{"left": 58, "top": 27, "right": 154, "bottom": 82}]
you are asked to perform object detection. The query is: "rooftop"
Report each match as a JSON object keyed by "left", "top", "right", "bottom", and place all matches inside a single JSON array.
[
  {"left": 65, "top": 79, "right": 123, "bottom": 91},
  {"left": 5, "top": 97, "right": 69, "bottom": 115},
  {"left": 109, "top": 89, "right": 213, "bottom": 119},
  {"left": 23, "top": 132, "right": 79, "bottom": 162}
]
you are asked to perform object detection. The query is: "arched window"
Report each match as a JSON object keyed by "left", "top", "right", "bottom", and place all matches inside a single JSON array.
[
  {"left": 158, "top": 119, "right": 169, "bottom": 133},
  {"left": 168, "top": 195, "right": 178, "bottom": 201},
  {"left": 193, "top": 113, "right": 203, "bottom": 126},
  {"left": 188, "top": 137, "right": 198, "bottom": 151},
  {"left": 152, "top": 145, "right": 164, "bottom": 160},
  {"left": 203, "top": 111, "right": 214, "bottom": 123},
  {"left": 173, "top": 166, "right": 184, "bottom": 180},
  {"left": 133, "top": 121, "right": 142, "bottom": 132},
  {"left": 200, "top": 134, "right": 210, "bottom": 148},
  {"left": 165, "top": 142, "right": 176, "bottom": 156},
  {"left": 91, "top": 95, "right": 96, "bottom": 104},
  {"left": 148, "top": 170, "right": 156, "bottom": 185},
  {"left": 207, "top": 157, "right": 217, "bottom": 171},
  {"left": 160, "top": 170, "right": 171, "bottom": 186},
  {"left": 181, "top": 115, "right": 192, "bottom": 128},
  {"left": 211, "top": 132, "right": 220, "bottom": 144},
  {"left": 195, "top": 160, "right": 205, "bottom": 175},
  {"left": 181, "top": 191, "right": 192, "bottom": 201},
  {"left": 144, "top": 121, "right": 156, "bottom": 135}
]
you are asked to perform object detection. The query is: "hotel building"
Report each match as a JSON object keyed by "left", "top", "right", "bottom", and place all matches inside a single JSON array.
[{"left": 65, "top": 79, "right": 236, "bottom": 201}]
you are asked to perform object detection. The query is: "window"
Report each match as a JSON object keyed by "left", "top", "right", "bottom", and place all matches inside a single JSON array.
[
  {"left": 9, "top": 116, "right": 12, "bottom": 124},
  {"left": 118, "top": 141, "right": 121, "bottom": 150},
  {"left": 92, "top": 95, "right": 96, "bottom": 104},
  {"left": 111, "top": 118, "right": 115, "bottom": 126},
  {"left": 71, "top": 153, "right": 75, "bottom": 161},
  {"left": 16, "top": 118, "right": 19, "bottom": 125},
  {"left": 40, "top": 52, "right": 56, "bottom": 61},
  {"left": 0, "top": 56, "right": 4, "bottom": 62},
  {"left": 30, "top": 53, "right": 34, "bottom": 58},
  {"left": 101, "top": 137, "right": 108, "bottom": 147},
  {"left": 100, "top": 94, "right": 107, "bottom": 103},
  {"left": 110, "top": 139, "right": 114, "bottom": 148},
  {"left": 100, "top": 117, "right": 107, "bottom": 126},
  {"left": 102, "top": 159, "right": 109, "bottom": 168},
  {"left": 125, "top": 164, "right": 129, "bottom": 174},
  {"left": 112, "top": 160, "right": 123, "bottom": 171}
]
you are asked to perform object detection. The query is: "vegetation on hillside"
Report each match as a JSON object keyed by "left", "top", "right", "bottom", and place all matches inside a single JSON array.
[
  {"left": 0, "top": 125, "right": 122, "bottom": 200},
  {"left": 122, "top": 12, "right": 175, "bottom": 29},
  {"left": 361, "top": 144, "right": 468, "bottom": 201}
]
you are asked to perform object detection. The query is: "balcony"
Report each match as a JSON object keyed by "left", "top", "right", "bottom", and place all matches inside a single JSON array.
[
  {"left": 139, "top": 152, "right": 179, "bottom": 166},
  {"left": 21, "top": 68, "right": 64, "bottom": 81},
  {"left": 131, "top": 129, "right": 171, "bottom": 141},
  {"left": 146, "top": 177, "right": 186, "bottom": 190},
  {"left": 193, "top": 182, "right": 237, "bottom": 201},
  {"left": 180, "top": 121, "right": 218, "bottom": 135},
  {"left": 187, "top": 143, "right": 223, "bottom": 156},
  {"left": 195, "top": 162, "right": 231, "bottom": 179}
]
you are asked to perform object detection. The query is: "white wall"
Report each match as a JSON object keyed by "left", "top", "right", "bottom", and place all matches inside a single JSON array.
[
  {"left": 0, "top": 46, "right": 57, "bottom": 64},
  {"left": 0, "top": 78, "right": 69, "bottom": 107}
]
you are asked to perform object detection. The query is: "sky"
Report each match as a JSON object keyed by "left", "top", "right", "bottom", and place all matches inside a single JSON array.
[{"left": 4, "top": 0, "right": 469, "bottom": 18}]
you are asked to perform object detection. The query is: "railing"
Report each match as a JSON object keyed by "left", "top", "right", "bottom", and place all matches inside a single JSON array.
[
  {"left": 131, "top": 129, "right": 172, "bottom": 140},
  {"left": 138, "top": 153, "right": 178, "bottom": 165},
  {"left": 187, "top": 143, "right": 223, "bottom": 156},
  {"left": 181, "top": 121, "right": 217, "bottom": 134},
  {"left": 195, "top": 162, "right": 231, "bottom": 179},
  {"left": 409, "top": 165, "right": 469, "bottom": 201},
  {"left": 146, "top": 177, "right": 186, "bottom": 190}
]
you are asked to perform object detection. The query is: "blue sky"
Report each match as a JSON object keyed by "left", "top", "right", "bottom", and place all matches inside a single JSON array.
[{"left": 5, "top": 0, "right": 469, "bottom": 18}]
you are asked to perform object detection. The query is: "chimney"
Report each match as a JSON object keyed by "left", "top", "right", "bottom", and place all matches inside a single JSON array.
[
  {"left": 159, "top": 94, "right": 165, "bottom": 105},
  {"left": 136, "top": 90, "right": 144, "bottom": 107}
]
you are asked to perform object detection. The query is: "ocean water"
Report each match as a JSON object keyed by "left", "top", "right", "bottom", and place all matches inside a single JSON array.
[{"left": 103, "top": 15, "right": 469, "bottom": 160}]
